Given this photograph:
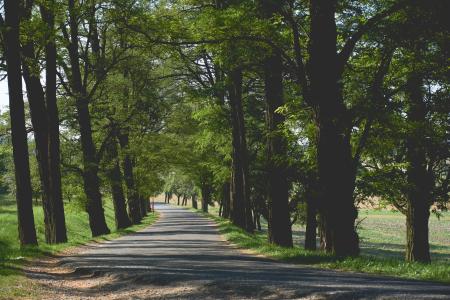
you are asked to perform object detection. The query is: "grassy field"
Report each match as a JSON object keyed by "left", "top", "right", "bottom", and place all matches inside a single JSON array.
[
  {"left": 356, "top": 210, "right": 450, "bottom": 262},
  {"left": 196, "top": 203, "right": 450, "bottom": 283},
  {"left": 0, "top": 194, "right": 158, "bottom": 298}
]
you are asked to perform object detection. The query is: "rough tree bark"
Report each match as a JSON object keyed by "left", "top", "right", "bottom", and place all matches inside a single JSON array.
[
  {"left": 67, "top": 0, "right": 109, "bottom": 236},
  {"left": 309, "top": 0, "right": 359, "bottom": 256},
  {"left": 4, "top": 0, "right": 38, "bottom": 246},
  {"left": 405, "top": 71, "right": 432, "bottom": 263}
]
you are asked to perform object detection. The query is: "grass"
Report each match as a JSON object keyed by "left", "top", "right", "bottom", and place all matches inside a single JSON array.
[
  {"left": 0, "top": 194, "right": 159, "bottom": 298},
  {"left": 356, "top": 209, "right": 450, "bottom": 262},
  {"left": 191, "top": 204, "right": 450, "bottom": 284}
]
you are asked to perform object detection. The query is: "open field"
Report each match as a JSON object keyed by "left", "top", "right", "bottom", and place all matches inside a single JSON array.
[
  {"left": 356, "top": 210, "right": 450, "bottom": 262},
  {"left": 0, "top": 194, "right": 158, "bottom": 298}
]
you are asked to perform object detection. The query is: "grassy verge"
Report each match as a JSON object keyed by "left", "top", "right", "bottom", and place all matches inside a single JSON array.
[
  {"left": 0, "top": 194, "right": 159, "bottom": 298},
  {"left": 192, "top": 207, "right": 450, "bottom": 284}
]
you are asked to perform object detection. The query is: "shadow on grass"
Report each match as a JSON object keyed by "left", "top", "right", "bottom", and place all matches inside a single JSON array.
[
  {"left": 0, "top": 240, "right": 51, "bottom": 263},
  {"left": 0, "top": 262, "right": 22, "bottom": 277},
  {"left": 360, "top": 241, "right": 450, "bottom": 262},
  {"left": 0, "top": 208, "right": 16, "bottom": 215},
  {"left": 0, "top": 241, "right": 51, "bottom": 279}
]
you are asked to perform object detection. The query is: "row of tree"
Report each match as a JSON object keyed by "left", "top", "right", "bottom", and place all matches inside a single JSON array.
[
  {"left": 158, "top": 0, "right": 448, "bottom": 263},
  {"left": 0, "top": 0, "right": 167, "bottom": 246},
  {"left": 0, "top": 0, "right": 448, "bottom": 264}
]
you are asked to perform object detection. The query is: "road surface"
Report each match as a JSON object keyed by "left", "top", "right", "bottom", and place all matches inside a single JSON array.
[{"left": 34, "top": 204, "right": 450, "bottom": 299}]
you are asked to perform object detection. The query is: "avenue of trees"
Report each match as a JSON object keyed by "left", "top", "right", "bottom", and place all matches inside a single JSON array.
[{"left": 0, "top": 0, "right": 448, "bottom": 264}]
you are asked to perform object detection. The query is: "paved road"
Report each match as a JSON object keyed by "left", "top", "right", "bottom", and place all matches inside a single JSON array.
[{"left": 51, "top": 204, "right": 450, "bottom": 299}]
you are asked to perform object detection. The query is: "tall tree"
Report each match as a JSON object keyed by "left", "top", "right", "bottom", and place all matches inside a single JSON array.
[
  {"left": 260, "top": 0, "right": 293, "bottom": 247},
  {"left": 228, "top": 68, "right": 254, "bottom": 232},
  {"left": 21, "top": 0, "right": 67, "bottom": 243},
  {"left": 65, "top": 0, "right": 109, "bottom": 236},
  {"left": 308, "top": 0, "right": 359, "bottom": 256},
  {"left": 404, "top": 69, "right": 431, "bottom": 263},
  {"left": 105, "top": 130, "right": 132, "bottom": 229},
  {"left": 118, "top": 130, "right": 142, "bottom": 224},
  {"left": 3, "top": 0, "right": 38, "bottom": 246},
  {"left": 40, "top": 1, "right": 68, "bottom": 243}
]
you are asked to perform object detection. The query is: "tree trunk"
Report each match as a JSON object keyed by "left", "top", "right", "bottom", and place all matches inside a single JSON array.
[
  {"left": 192, "top": 194, "right": 198, "bottom": 209},
  {"left": 22, "top": 48, "right": 54, "bottom": 243},
  {"left": 304, "top": 200, "right": 317, "bottom": 251},
  {"left": 318, "top": 213, "right": 332, "bottom": 252},
  {"left": 201, "top": 183, "right": 210, "bottom": 213},
  {"left": 118, "top": 132, "right": 141, "bottom": 224},
  {"left": 106, "top": 136, "right": 131, "bottom": 230},
  {"left": 253, "top": 211, "right": 262, "bottom": 231},
  {"left": 405, "top": 72, "right": 431, "bottom": 263},
  {"left": 67, "top": 0, "right": 109, "bottom": 236},
  {"left": 4, "top": 0, "right": 38, "bottom": 246},
  {"left": 78, "top": 100, "right": 110, "bottom": 236},
  {"left": 221, "top": 182, "right": 231, "bottom": 219},
  {"left": 41, "top": 3, "right": 67, "bottom": 243},
  {"left": 228, "top": 68, "right": 253, "bottom": 232},
  {"left": 309, "top": 0, "right": 358, "bottom": 257},
  {"left": 262, "top": 15, "right": 293, "bottom": 246},
  {"left": 140, "top": 196, "right": 148, "bottom": 217}
]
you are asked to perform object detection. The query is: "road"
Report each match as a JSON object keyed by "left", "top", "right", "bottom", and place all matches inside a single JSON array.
[{"left": 35, "top": 204, "right": 450, "bottom": 299}]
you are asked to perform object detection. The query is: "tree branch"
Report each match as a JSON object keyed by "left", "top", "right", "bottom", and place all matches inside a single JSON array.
[{"left": 337, "top": 1, "right": 407, "bottom": 76}]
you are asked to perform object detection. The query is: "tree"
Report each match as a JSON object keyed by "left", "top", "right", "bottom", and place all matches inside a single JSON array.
[
  {"left": 104, "top": 129, "right": 132, "bottom": 229},
  {"left": 21, "top": 0, "right": 67, "bottom": 243},
  {"left": 2, "top": 0, "right": 38, "bottom": 246},
  {"left": 260, "top": 0, "right": 293, "bottom": 247},
  {"left": 354, "top": 0, "right": 449, "bottom": 263},
  {"left": 63, "top": 0, "right": 110, "bottom": 236},
  {"left": 41, "top": 0, "right": 68, "bottom": 243}
]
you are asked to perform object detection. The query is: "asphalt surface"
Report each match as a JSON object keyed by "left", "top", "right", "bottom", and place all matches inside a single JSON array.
[{"left": 55, "top": 203, "right": 450, "bottom": 299}]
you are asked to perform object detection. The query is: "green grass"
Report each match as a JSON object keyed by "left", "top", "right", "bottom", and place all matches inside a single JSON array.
[
  {"left": 0, "top": 194, "right": 159, "bottom": 298},
  {"left": 193, "top": 205, "right": 450, "bottom": 284},
  {"left": 356, "top": 209, "right": 450, "bottom": 262}
]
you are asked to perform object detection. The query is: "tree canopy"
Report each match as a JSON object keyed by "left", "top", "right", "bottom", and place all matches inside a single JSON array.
[{"left": 0, "top": 0, "right": 448, "bottom": 264}]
